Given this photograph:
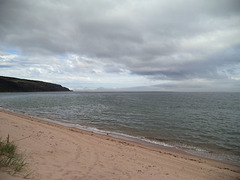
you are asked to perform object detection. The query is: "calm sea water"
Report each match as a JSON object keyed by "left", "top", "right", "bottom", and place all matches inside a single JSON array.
[{"left": 0, "top": 92, "right": 239, "bottom": 165}]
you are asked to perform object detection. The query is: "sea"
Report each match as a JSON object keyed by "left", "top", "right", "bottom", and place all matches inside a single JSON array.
[{"left": 0, "top": 91, "right": 239, "bottom": 166}]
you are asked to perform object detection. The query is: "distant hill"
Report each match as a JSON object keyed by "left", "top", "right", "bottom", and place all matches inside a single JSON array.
[{"left": 0, "top": 76, "right": 70, "bottom": 92}]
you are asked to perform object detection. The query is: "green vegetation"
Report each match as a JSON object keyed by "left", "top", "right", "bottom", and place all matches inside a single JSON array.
[
  {"left": 0, "top": 76, "right": 70, "bottom": 92},
  {"left": 0, "top": 135, "right": 27, "bottom": 175}
]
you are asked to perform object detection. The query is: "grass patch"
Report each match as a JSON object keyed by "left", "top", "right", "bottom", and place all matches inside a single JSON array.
[{"left": 0, "top": 135, "right": 27, "bottom": 175}]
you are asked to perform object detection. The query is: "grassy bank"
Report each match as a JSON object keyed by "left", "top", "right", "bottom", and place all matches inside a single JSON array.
[{"left": 0, "top": 135, "right": 30, "bottom": 178}]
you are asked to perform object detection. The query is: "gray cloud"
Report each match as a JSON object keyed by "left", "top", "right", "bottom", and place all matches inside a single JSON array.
[{"left": 0, "top": 0, "right": 240, "bottom": 91}]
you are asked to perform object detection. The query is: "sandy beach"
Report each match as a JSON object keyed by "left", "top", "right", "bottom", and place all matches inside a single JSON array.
[{"left": 0, "top": 110, "right": 239, "bottom": 180}]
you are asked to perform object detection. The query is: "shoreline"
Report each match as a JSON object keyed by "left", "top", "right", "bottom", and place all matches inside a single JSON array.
[
  {"left": 0, "top": 109, "right": 239, "bottom": 179},
  {"left": 1, "top": 108, "right": 238, "bottom": 166}
]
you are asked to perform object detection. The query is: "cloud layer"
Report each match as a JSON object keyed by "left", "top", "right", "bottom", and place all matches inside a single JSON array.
[{"left": 0, "top": 0, "right": 240, "bottom": 91}]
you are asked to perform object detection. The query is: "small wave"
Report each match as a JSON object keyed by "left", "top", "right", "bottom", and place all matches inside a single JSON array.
[
  {"left": 138, "top": 138, "right": 174, "bottom": 148},
  {"left": 45, "top": 120, "right": 177, "bottom": 149}
]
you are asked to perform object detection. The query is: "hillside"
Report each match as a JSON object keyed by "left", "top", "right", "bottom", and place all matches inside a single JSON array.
[{"left": 0, "top": 76, "right": 70, "bottom": 92}]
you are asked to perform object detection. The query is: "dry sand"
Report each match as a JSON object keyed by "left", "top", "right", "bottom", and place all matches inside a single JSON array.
[{"left": 0, "top": 110, "right": 239, "bottom": 180}]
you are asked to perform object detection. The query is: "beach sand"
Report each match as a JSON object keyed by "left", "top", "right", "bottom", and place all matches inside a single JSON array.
[{"left": 0, "top": 110, "right": 239, "bottom": 180}]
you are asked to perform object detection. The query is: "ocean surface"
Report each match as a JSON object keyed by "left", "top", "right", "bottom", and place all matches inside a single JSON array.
[{"left": 0, "top": 92, "right": 239, "bottom": 165}]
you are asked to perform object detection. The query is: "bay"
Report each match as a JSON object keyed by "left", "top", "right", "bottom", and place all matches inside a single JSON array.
[{"left": 0, "top": 91, "right": 239, "bottom": 165}]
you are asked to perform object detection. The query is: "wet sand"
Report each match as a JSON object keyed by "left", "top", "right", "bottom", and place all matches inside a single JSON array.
[{"left": 0, "top": 110, "right": 239, "bottom": 180}]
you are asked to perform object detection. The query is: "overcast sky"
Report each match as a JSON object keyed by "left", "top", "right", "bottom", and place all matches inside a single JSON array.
[{"left": 0, "top": 0, "right": 240, "bottom": 91}]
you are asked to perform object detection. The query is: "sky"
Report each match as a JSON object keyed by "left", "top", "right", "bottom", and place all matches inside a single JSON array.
[{"left": 0, "top": 0, "right": 240, "bottom": 91}]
